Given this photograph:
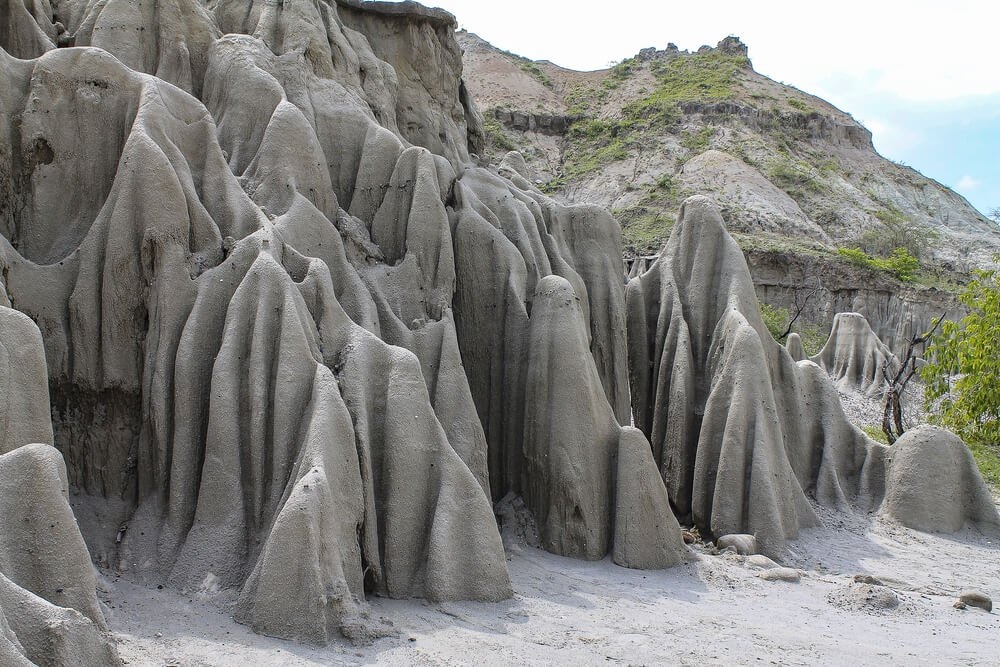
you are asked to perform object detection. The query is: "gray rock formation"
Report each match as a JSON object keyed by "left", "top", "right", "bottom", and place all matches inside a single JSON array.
[
  {"left": 749, "top": 250, "right": 963, "bottom": 358},
  {"left": 613, "top": 427, "right": 689, "bottom": 569},
  {"left": 810, "top": 312, "right": 896, "bottom": 396},
  {"left": 881, "top": 426, "right": 1000, "bottom": 534},
  {"left": 626, "top": 196, "right": 890, "bottom": 555},
  {"left": 785, "top": 332, "right": 806, "bottom": 361},
  {"left": 1, "top": 1, "right": 998, "bottom": 660},
  {"left": 0, "top": 305, "right": 119, "bottom": 665},
  {"left": 0, "top": 0, "right": 672, "bottom": 651}
]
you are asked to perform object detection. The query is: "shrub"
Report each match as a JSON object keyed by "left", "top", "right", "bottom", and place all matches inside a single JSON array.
[
  {"left": 922, "top": 260, "right": 1000, "bottom": 445},
  {"left": 875, "top": 247, "right": 919, "bottom": 282},
  {"left": 858, "top": 206, "right": 936, "bottom": 260},
  {"left": 759, "top": 303, "right": 790, "bottom": 340},
  {"left": 482, "top": 115, "right": 515, "bottom": 152},
  {"left": 836, "top": 246, "right": 919, "bottom": 282}
]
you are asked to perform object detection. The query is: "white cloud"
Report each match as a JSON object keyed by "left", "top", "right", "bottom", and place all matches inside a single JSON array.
[{"left": 957, "top": 175, "right": 981, "bottom": 191}]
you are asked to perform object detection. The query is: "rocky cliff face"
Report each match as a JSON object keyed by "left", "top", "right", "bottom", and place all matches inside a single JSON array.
[{"left": 1, "top": 2, "right": 997, "bottom": 661}]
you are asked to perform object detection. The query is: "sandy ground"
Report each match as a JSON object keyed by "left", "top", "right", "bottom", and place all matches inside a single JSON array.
[{"left": 107, "top": 499, "right": 1000, "bottom": 667}]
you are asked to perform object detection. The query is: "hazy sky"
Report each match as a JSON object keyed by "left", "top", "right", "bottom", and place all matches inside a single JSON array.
[{"left": 427, "top": 0, "right": 999, "bottom": 218}]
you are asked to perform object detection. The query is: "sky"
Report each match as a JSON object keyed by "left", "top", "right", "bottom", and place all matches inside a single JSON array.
[{"left": 426, "top": 0, "right": 999, "bottom": 218}]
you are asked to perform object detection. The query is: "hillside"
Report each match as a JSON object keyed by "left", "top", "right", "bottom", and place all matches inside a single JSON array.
[
  {"left": 458, "top": 32, "right": 1000, "bottom": 351},
  {"left": 461, "top": 32, "right": 999, "bottom": 266}
]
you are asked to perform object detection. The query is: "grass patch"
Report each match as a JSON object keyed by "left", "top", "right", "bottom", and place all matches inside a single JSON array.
[
  {"left": 482, "top": 115, "right": 516, "bottom": 152},
  {"left": 556, "top": 51, "right": 747, "bottom": 182},
  {"left": 609, "top": 57, "right": 639, "bottom": 80},
  {"left": 787, "top": 97, "right": 809, "bottom": 111},
  {"left": 836, "top": 246, "right": 919, "bottom": 282},
  {"left": 619, "top": 50, "right": 748, "bottom": 129},
  {"left": 617, "top": 207, "right": 675, "bottom": 255},
  {"left": 498, "top": 48, "right": 554, "bottom": 88},
  {"left": 768, "top": 158, "right": 826, "bottom": 198},
  {"left": 969, "top": 440, "right": 1000, "bottom": 489},
  {"left": 646, "top": 51, "right": 749, "bottom": 105},
  {"left": 614, "top": 176, "right": 688, "bottom": 254},
  {"left": 859, "top": 424, "right": 890, "bottom": 444},
  {"left": 680, "top": 126, "right": 717, "bottom": 154},
  {"left": 859, "top": 205, "right": 938, "bottom": 261},
  {"left": 759, "top": 303, "right": 828, "bottom": 354},
  {"left": 519, "top": 61, "right": 553, "bottom": 88},
  {"left": 561, "top": 118, "right": 632, "bottom": 178}
]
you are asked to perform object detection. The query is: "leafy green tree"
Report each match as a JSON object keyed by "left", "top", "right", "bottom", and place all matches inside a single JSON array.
[{"left": 922, "top": 260, "right": 1000, "bottom": 444}]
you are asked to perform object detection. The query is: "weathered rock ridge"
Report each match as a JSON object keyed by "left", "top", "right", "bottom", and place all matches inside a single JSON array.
[
  {"left": 0, "top": 305, "right": 120, "bottom": 665},
  {"left": 0, "top": 1, "right": 997, "bottom": 662}
]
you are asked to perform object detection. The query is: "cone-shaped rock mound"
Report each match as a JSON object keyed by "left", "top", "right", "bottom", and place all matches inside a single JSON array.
[{"left": 810, "top": 312, "right": 897, "bottom": 396}]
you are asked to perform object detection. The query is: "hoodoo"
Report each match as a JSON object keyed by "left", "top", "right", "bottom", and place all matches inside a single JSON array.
[{"left": 0, "top": 0, "right": 997, "bottom": 662}]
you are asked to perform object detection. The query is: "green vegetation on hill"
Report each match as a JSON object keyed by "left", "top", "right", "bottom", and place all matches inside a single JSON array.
[
  {"left": 836, "top": 246, "right": 920, "bottom": 282},
  {"left": 498, "top": 48, "right": 553, "bottom": 88},
  {"left": 556, "top": 50, "right": 750, "bottom": 187},
  {"left": 549, "top": 50, "right": 752, "bottom": 246},
  {"left": 482, "top": 115, "right": 516, "bottom": 152}
]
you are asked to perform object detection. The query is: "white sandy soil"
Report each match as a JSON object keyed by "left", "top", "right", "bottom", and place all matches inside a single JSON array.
[{"left": 108, "top": 499, "right": 999, "bottom": 667}]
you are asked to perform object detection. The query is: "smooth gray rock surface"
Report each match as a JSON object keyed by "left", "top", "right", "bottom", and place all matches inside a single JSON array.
[
  {"left": 810, "top": 312, "right": 896, "bottom": 396},
  {"left": 881, "top": 426, "right": 1000, "bottom": 534}
]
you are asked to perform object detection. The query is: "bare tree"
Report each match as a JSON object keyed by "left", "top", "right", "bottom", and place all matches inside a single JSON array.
[
  {"left": 775, "top": 281, "right": 821, "bottom": 342},
  {"left": 880, "top": 315, "right": 945, "bottom": 444},
  {"left": 989, "top": 207, "right": 1000, "bottom": 224}
]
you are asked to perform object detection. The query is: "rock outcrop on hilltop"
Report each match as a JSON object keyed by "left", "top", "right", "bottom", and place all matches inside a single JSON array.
[{"left": 1, "top": 1, "right": 998, "bottom": 661}]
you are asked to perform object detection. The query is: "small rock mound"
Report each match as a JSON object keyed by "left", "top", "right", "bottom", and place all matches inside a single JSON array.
[
  {"left": 827, "top": 582, "right": 900, "bottom": 614},
  {"left": 881, "top": 425, "right": 1000, "bottom": 534},
  {"left": 758, "top": 567, "right": 802, "bottom": 583},
  {"left": 957, "top": 590, "right": 992, "bottom": 612},
  {"left": 716, "top": 534, "right": 758, "bottom": 556}
]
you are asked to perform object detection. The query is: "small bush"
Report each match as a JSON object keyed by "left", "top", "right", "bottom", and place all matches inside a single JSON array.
[
  {"left": 837, "top": 247, "right": 874, "bottom": 268},
  {"left": 923, "top": 260, "right": 1000, "bottom": 446},
  {"left": 759, "top": 303, "right": 790, "bottom": 340},
  {"left": 610, "top": 57, "right": 638, "bottom": 80},
  {"left": 787, "top": 98, "right": 809, "bottom": 111},
  {"left": 769, "top": 159, "right": 824, "bottom": 195},
  {"left": 860, "top": 423, "right": 889, "bottom": 444},
  {"left": 876, "top": 247, "right": 919, "bottom": 282},
  {"left": 482, "top": 115, "right": 515, "bottom": 152},
  {"left": 758, "top": 303, "right": 826, "bottom": 353},
  {"left": 519, "top": 61, "right": 553, "bottom": 88},
  {"left": 858, "top": 206, "right": 936, "bottom": 260},
  {"left": 797, "top": 322, "right": 829, "bottom": 355},
  {"left": 835, "top": 246, "right": 919, "bottom": 282}
]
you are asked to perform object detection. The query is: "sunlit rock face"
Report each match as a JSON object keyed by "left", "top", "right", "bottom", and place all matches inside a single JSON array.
[{"left": 1, "top": 0, "right": 996, "bottom": 657}]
